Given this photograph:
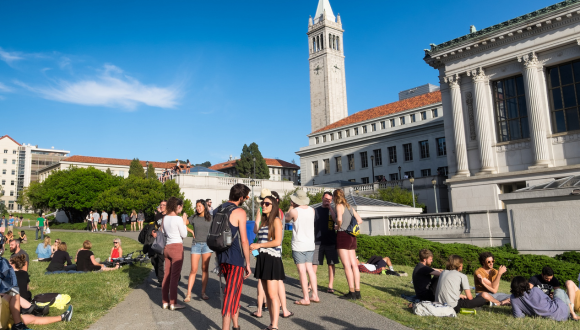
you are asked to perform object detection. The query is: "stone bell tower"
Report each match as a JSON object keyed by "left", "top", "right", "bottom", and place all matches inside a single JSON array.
[{"left": 308, "top": 0, "right": 348, "bottom": 132}]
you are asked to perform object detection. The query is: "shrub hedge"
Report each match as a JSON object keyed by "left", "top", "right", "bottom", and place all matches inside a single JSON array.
[{"left": 282, "top": 233, "right": 580, "bottom": 282}]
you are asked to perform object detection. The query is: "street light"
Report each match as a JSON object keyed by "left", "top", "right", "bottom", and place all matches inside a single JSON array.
[
  {"left": 293, "top": 170, "right": 297, "bottom": 184},
  {"left": 370, "top": 155, "right": 375, "bottom": 188},
  {"left": 432, "top": 178, "right": 439, "bottom": 213},
  {"left": 250, "top": 179, "right": 256, "bottom": 221},
  {"left": 410, "top": 177, "right": 415, "bottom": 208},
  {"left": 146, "top": 161, "right": 149, "bottom": 179},
  {"left": 398, "top": 166, "right": 402, "bottom": 180}
]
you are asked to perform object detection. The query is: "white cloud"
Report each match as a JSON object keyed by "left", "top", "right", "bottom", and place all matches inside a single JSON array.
[
  {"left": 0, "top": 82, "right": 13, "bottom": 92},
  {"left": 23, "top": 64, "right": 180, "bottom": 110},
  {"left": 0, "top": 48, "right": 23, "bottom": 65}
]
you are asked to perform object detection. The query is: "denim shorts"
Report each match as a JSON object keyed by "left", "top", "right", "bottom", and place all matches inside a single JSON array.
[
  {"left": 190, "top": 242, "right": 212, "bottom": 255},
  {"left": 292, "top": 250, "right": 315, "bottom": 265}
]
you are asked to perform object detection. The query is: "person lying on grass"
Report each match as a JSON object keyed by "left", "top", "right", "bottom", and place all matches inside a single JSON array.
[
  {"left": 564, "top": 279, "right": 580, "bottom": 321},
  {"left": 434, "top": 254, "right": 502, "bottom": 312},
  {"left": 357, "top": 256, "right": 407, "bottom": 276},
  {"left": 75, "top": 240, "right": 119, "bottom": 272},
  {"left": 510, "top": 276, "right": 572, "bottom": 321},
  {"left": 474, "top": 252, "right": 511, "bottom": 306}
]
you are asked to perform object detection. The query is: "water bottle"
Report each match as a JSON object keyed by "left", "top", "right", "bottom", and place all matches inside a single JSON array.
[{"left": 224, "top": 230, "right": 232, "bottom": 246}]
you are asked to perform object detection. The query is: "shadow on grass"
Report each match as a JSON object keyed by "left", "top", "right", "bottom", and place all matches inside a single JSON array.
[{"left": 127, "top": 264, "right": 154, "bottom": 288}]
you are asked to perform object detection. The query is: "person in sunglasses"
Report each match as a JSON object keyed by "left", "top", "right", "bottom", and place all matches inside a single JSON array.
[
  {"left": 474, "top": 252, "right": 510, "bottom": 306},
  {"left": 110, "top": 238, "right": 123, "bottom": 261},
  {"left": 184, "top": 199, "right": 213, "bottom": 302}
]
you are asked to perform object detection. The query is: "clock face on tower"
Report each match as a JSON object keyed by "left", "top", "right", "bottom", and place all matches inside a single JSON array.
[{"left": 313, "top": 65, "right": 322, "bottom": 75}]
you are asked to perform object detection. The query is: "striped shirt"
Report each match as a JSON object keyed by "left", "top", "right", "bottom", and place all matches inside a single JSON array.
[{"left": 257, "top": 225, "right": 282, "bottom": 258}]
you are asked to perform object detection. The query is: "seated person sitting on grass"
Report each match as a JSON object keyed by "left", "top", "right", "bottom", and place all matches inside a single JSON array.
[
  {"left": 434, "top": 254, "right": 499, "bottom": 312},
  {"left": 19, "top": 231, "right": 27, "bottom": 244},
  {"left": 4, "top": 231, "right": 13, "bottom": 245},
  {"left": 10, "top": 254, "right": 31, "bottom": 302},
  {"left": 0, "top": 293, "right": 73, "bottom": 330},
  {"left": 10, "top": 239, "right": 29, "bottom": 271},
  {"left": 474, "top": 252, "right": 511, "bottom": 305},
  {"left": 510, "top": 276, "right": 571, "bottom": 321},
  {"left": 412, "top": 249, "right": 442, "bottom": 301},
  {"left": 75, "top": 240, "right": 119, "bottom": 272},
  {"left": 110, "top": 238, "right": 123, "bottom": 260},
  {"left": 529, "top": 266, "right": 561, "bottom": 296},
  {"left": 35, "top": 237, "right": 52, "bottom": 261},
  {"left": 51, "top": 238, "right": 60, "bottom": 257},
  {"left": 564, "top": 279, "right": 580, "bottom": 321},
  {"left": 357, "top": 256, "right": 407, "bottom": 276},
  {"left": 46, "top": 242, "right": 73, "bottom": 272}
]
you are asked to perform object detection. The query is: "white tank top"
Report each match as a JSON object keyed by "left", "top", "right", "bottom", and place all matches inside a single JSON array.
[{"left": 292, "top": 207, "right": 315, "bottom": 252}]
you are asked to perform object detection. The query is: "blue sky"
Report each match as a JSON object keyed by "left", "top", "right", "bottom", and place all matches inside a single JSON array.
[{"left": 0, "top": 0, "right": 556, "bottom": 167}]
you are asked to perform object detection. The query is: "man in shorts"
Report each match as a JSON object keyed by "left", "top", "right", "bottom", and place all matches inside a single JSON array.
[
  {"left": 92, "top": 210, "right": 100, "bottom": 232},
  {"left": 474, "top": 252, "right": 510, "bottom": 305},
  {"left": 312, "top": 192, "right": 339, "bottom": 293},
  {"left": 215, "top": 184, "right": 251, "bottom": 330},
  {"left": 100, "top": 210, "right": 108, "bottom": 232}
]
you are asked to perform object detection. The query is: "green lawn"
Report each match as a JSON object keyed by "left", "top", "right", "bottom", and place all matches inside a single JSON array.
[
  {"left": 282, "top": 259, "right": 579, "bottom": 330},
  {"left": 16, "top": 230, "right": 152, "bottom": 329}
]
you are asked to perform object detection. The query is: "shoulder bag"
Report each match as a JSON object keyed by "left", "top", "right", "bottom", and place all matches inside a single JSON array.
[
  {"left": 344, "top": 207, "right": 361, "bottom": 237},
  {"left": 150, "top": 216, "right": 167, "bottom": 254}
]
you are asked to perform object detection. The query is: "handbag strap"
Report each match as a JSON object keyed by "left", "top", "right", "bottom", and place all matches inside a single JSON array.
[{"left": 338, "top": 206, "right": 353, "bottom": 232}]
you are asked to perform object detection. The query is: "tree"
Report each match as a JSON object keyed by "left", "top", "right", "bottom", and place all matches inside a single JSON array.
[
  {"left": 129, "top": 158, "right": 145, "bottom": 178},
  {"left": 234, "top": 143, "right": 270, "bottom": 179},
  {"left": 106, "top": 168, "right": 113, "bottom": 176},
  {"left": 146, "top": 163, "right": 156, "bottom": 179},
  {"left": 93, "top": 177, "right": 164, "bottom": 220},
  {"left": 0, "top": 186, "right": 5, "bottom": 216},
  {"left": 278, "top": 188, "right": 324, "bottom": 212},
  {"left": 368, "top": 187, "right": 424, "bottom": 208},
  {"left": 15, "top": 186, "right": 32, "bottom": 213},
  {"left": 195, "top": 161, "right": 211, "bottom": 168}
]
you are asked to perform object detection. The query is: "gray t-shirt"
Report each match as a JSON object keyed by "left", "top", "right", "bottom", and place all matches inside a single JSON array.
[
  {"left": 189, "top": 214, "right": 213, "bottom": 243},
  {"left": 93, "top": 213, "right": 100, "bottom": 221},
  {"left": 12, "top": 249, "right": 29, "bottom": 263},
  {"left": 101, "top": 212, "right": 108, "bottom": 221},
  {"left": 435, "top": 270, "right": 471, "bottom": 308}
]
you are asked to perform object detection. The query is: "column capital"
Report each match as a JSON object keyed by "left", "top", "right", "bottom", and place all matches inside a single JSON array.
[
  {"left": 444, "top": 74, "right": 461, "bottom": 87},
  {"left": 466, "top": 67, "right": 488, "bottom": 83},
  {"left": 517, "top": 52, "right": 542, "bottom": 69}
]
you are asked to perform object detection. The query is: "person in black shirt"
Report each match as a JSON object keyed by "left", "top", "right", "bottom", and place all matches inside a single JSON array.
[
  {"left": 412, "top": 249, "right": 442, "bottom": 301},
  {"left": 10, "top": 254, "right": 31, "bottom": 301},
  {"left": 146, "top": 201, "right": 166, "bottom": 286},
  {"left": 529, "top": 266, "right": 561, "bottom": 296},
  {"left": 312, "top": 192, "right": 339, "bottom": 293},
  {"left": 46, "top": 242, "right": 73, "bottom": 272},
  {"left": 75, "top": 240, "right": 118, "bottom": 272}
]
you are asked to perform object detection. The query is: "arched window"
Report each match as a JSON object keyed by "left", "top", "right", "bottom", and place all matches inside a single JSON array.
[
  {"left": 332, "top": 35, "right": 336, "bottom": 50},
  {"left": 317, "top": 35, "right": 320, "bottom": 52},
  {"left": 313, "top": 37, "right": 316, "bottom": 53},
  {"left": 321, "top": 34, "right": 324, "bottom": 49},
  {"left": 337, "top": 36, "right": 340, "bottom": 51}
]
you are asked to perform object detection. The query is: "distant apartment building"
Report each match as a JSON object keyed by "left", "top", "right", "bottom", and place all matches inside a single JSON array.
[{"left": 209, "top": 156, "right": 300, "bottom": 184}]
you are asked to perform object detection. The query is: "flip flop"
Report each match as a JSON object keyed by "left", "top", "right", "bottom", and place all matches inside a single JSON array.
[
  {"left": 327, "top": 288, "right": 335, "bottom": 293},
  {"left": 280, "top": 312, "right": 294, "bottom": 318},
  {"left": 251, "top": 311, "right": 263, "bottom": 318},
  {"left": 294, "top": 301, "right": 310, "bottom": 306},
  {"left": 201, "top": 293, "right": 209, "bottom": 300}
]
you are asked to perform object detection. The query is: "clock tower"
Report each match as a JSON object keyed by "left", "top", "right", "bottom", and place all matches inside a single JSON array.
[{"left": 308, "top": 0, "right": 348, "bottom": 132}]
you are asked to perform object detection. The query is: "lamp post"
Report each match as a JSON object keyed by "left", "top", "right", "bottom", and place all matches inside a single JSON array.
[
  {"left": 146, "top": 161, "right": 149, "bottom": 179},
  {"left": 313, "top": 179, "right": 315, "bottom": 186},
  {"left": 370, "top": 155, "right": 375, "bottom": 188},
  {"left": 250, "top": 179, "right": 255, "bottom": 221},
  {"left": 293, "top": 170, "right": 297, "bottom": 184},
  {"left": 432, "top": 178, "right": 439, "bottom": 213},
  {"left": 398, "top": 166, "right": 402, "bottom": 180},
  {"left": 410, "top": 177, "right": 415, "bottom": 208}
]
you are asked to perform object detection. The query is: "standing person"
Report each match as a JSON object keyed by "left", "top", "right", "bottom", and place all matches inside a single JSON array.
[
  {"left": 8, "top": 215, "right": 14, "bottom": 234},
  {"left": 19, "top": 216, "right": 24, "bottom": 228},
  {"left": 86, "top": 211, "right": 93, "bottom": 232},
  {"left": 161, "top": 197, "right": 188, "bottom": 310},
  {"left": 100, "top": 210, "right": 108, "bottom": 232},
  {"left": 184, "top": 200, "right": 213, "bottom": 302},
  {"left": 250, "top": 196, "right": 285, "bottom": 330},
  {"left": 412, "top": 249, "right": 442, "bottom": 301},
  {"left": 121, "top": 211, "right": 128, "bottom": 232},
  {"left": 176, "top": 159, "right": 181, "bottom": 174},
  {"left": 147, "top": 201, "right": 167, "bottom": 287},
  {"left": 333, "top": 189, "right": 363, "bottom": 300},
  {"left": 186, "top": 159, "right": 191, "bottom": 174},
  {"left": 92, "top": 210, "right": 100, "bottom": 232},
  {"left": 474, "top": 252, "right": 510, "bottom": 305},
  {"left": 215, "top": 183, "right": 252, "bottom": 330},
  {"left": 1, "top": 215, "right": 6, "bottom": 234},
  {"left": 285, "top": 189, "right": 319, "bottom": 305},
  {"left": 206, "top": 199, "right": 214, "bottom": 215},
  {"left": 35, "top": 213, "right": 46, "bottom": 241},
  {"left": 130, "top": 210, "right": 137, "bottom": 232},
  {"left": 312, "top": 191, "right": 339, "bottom": 293},
  {"left": 110, "top": 211, "right": 118, "bottom": 233},
  {"left": 137, "top": 210, "right": 145, "bottom": 231}
]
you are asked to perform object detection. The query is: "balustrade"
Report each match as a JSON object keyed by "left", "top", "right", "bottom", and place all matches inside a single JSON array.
[{"left": 385, "top": 213, "right": 465, "bottom": 232}]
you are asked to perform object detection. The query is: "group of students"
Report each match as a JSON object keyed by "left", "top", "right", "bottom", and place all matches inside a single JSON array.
[
  {"left": 87, "top": 209, "right": 145, "bottom": 233},
  {"left": 0, "top": 214, "right": 24, "bottom": 232},
  {"left": 412, "top": 248, "right": 580, "bottom": 321}
]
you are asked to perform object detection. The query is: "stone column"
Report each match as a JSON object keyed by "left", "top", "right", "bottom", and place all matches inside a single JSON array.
[
  {"left": 444, "top": 74, "right": 470, "bottom": 176},
  {"left": 518, "top": 52, "right": 552, "bottom": 168},
  {"left": 468, "top": 67, "right": 496, "bottom": 174}
]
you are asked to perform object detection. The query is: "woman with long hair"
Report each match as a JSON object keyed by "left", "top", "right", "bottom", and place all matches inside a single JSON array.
[
  {"left": 184, "top": 199, "right": 213, "bottom": 302},
  {"left": 110, "top": 211, "right": 118, "bottom": 233},
  {"left": 510, "top": 276, "right": 571, "bottom": 321},
  {"left": 137, "top": 210, "right": 145, "bottom": 231},
  {"left": 110, "top": 238, "right": 123, "bottom": 261},
  {"left": 130, "top": 210, "right": 137, "bottom": 232},
  {"left": 36, "top": 236, "right": 52, "bottom": 261},
  {"left": 186, "top": 159, "right": 191, "bottom": 174},
  {"left": 250, "top": 196, "right": 285, "bottom": 330},
  {"left": 51, "top": 238, "right": 61, "bottom": 257},
  {"left": 161, "top": 197, "right": 188, "bottom": 310},
  {"left": 333, "top": 189, "right": 363, "bottom": 300}
]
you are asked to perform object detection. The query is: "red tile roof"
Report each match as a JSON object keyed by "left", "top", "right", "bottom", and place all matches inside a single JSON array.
[
  {"left": 62, "top": 155, "right": 175, "bottom": 169},
  {"left": 312, "top": 91, "right": 442, "bottom": 134},
  {"left": 209, "top": 158, "right": 300, "bottom": 171},
  {"left": 0, "top": 135, "right": 21, "bottom": 146}
]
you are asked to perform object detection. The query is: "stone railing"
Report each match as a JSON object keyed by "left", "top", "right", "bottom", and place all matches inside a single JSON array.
[{"left": 387, "top": 213, "right": 466, "bottom": 231}]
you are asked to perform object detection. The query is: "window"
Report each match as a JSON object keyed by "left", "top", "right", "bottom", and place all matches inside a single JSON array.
[
  {"left": 381, "top": 121, "right": 386, "bottom": 129},
  {"left": 404, "top": 171, "right": 414, "bottom": 178},
  {"left": 388, "top": 146, "right": 397, "bottom": 163},
  {"left": 312, "top": 161, "right": 319, "bottom": 176},
  {"left": 1, "top": 180, "right": 4, "bottom": 185},
  {"left": 362, "top": 125, "right": 368, "bottom": 134},
  {"left": 323, "top": 159, "right": 330, "bottom": 174},
  {"left": 400, "top": 116, "right": 406, "bottom": 125},
  {"left": 403, "top": 143, "right": 413, "bottom": 161},
  {"left": 347, "top": 154, "right": 355, "bottom": 170},
  {"left": 119, "top": 171, "right": 125, "bottom": 177},
  {"left": 9, "top": 191, "right": 13, "bottom": 197},
  {"left": 323, "top": 135, "right": 327, "bottom": 142},
  {"left": 11, "top": 170, "right": 15, "bottom": 175},
  {"left": 348, "top": 179, "right": 356, "bottom": 183},
  {"left": 12, "top": 150, "right": 16, "bottom": 154},
  {"left": 410, "top": 114, "right": 416, "bottom": 123},
  {"left": 315, "top": 137, "right": 320, "bottom": 144},
  {"left": 2, "top": 159, "right": 6, "bottom": 164},
  {"left": 354, "top": 128, "right": 359, "bottom": 135},
  {"left": 390, "top": 119, "right": 396, "bottom": 127},
  {"left": 437, "top": 166, "right": 449, "bottom": 177},
  {"left": 548, "top": 60, "right": 580, "bottom": 133},
  {"left": 335, "top": 157, "right": 342, "bottom": 172},
  {"left": 330, "top": 133, "right": 334, "bottom": 141},
  {"left": 421, "top": 111, "right": 427, "bottom": 120},
  {"left": 390, "top": 173, "right": 399, "bottom": 181},
  {"left": 493, "top": 75, "right": 530, "bottom": 141},
  {"left": 278, "top": 169, "right": 281, "bottom": 175},
  {"left": 346, "top": 129, "right": 350, "bottom": 137},
  {"left": 360, "top": 152, "right": 368, "bottom": 168},
  {"left": 432, "top": 109, "right": 439, "bottom": 118},
  {"left": 419, "top": 140, "right": 430, "bottom": 158},
  {"left": 361, "top": 177, "right": 369, "bottom": 184},
  {"left": 421, "top": 169, "right": 432, "bottom": 177},
  {"left": 2, "top": 150, "right": 6, "bottom": 154},
  {"left": 10, "top": 180, "right": 14, "bottom": 186},
  {"left": 338, "top": 131, "right": 342, "bottom": 139},
  {"left": 7, "top": 201, "right": 13, "bottom": 210},
  {"left": 436, "top": 137, "right": 447, "bottom": 156},
  {"left": 373, "top": 149, "right": 382, "bottom": 166},
  {"left": 371, "top": 123, "right": 376, "bottom": 131},
  {"left": 1, "top": 170, "right": 5, "bottom": 175}
]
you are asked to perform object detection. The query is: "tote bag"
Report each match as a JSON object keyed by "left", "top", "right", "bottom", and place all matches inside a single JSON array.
[{"left": 151, "top": 216, "right": 167, "bottom": 254}]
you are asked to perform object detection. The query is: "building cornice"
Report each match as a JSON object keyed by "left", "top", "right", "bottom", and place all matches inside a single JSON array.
[{"left": 446, "top": 163, "right": 580, "bottom": 184}]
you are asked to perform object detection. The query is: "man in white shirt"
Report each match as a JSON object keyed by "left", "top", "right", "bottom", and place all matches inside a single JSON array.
[
  {"left": 101, "top": 211, "right": 108, "bottom": 232},
  {"left": 92, "top": 211, "right": 100, "bottom": 232}
]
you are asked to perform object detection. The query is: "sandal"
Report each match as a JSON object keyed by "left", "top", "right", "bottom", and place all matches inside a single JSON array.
[
  {"left": 280, "top": 311, "right": 294, "bottom": 318},
  {"left": 294, "top": 300, "right": 310, "bottom": 306},
  {"left": 201, "top": 293, "right": 209, "bottom": 300},
  {"left": 251, "top": 311, "right": 263, "bottom": 318},
  {"left": 327, "top": 288, "right": 334, "bottom": 293},
  {"left": 184, "top": 294, "right": 191, "bottom": 303}
]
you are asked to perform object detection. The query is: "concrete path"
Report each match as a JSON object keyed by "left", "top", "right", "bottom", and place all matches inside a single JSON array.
[{"left": 55, "top": 229, "right": 408, "bottom": 330}]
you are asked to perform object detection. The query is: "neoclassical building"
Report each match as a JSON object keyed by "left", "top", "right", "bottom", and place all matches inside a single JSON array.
[{"left": 424, "top": 0, "right": 580, "bottom": 211}]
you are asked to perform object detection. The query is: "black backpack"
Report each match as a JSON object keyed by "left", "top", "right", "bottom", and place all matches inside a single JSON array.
[
  {"left": 206, "top": 203, "right": 239, "bottom": 253},
  {"left": 137, "top": 226, "right": 148, "bottom": 244}
]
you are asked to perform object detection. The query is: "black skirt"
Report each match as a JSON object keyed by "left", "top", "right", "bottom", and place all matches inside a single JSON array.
[{"left": 254, "top": 253, "right": 285, "bottom": 281}]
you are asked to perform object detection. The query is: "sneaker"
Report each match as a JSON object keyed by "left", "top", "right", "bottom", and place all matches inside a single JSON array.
[
  {"left": 489, "top": 301, "right": 497, "bottom": 307},
  {"left": 12, "top": 322, "right": 31, "bottom": 330},
  {"left": 61, "top": 305, "right": 73, "bottom": 322},
  {"left": 355, "top": 291, "right": 361, "bottom": 300}
]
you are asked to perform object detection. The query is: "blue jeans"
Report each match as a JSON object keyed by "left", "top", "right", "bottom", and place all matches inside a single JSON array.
[
  {"left": 190, "top": 242, "right": 212, "bottom": 255},
  {"left": 36, "top": 226, "right": 44, "bottom": 240}
]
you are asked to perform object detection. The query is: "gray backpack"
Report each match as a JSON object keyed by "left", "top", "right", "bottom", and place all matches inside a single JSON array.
[{"left": 413, "top": 301, "right": 456, "bottom": 317}]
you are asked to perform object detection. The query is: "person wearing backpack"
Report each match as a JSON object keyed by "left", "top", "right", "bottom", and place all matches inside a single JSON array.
[{"left": 211, "top": 183, "right": 252, "bottom": 330}]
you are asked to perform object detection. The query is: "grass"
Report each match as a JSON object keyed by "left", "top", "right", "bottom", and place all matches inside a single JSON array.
[
  {"left": 14, "top": 229, "right": 152, "bottom": 330},
  {"left": 281, "top": 259, "right": 579, "bottom": 330}
]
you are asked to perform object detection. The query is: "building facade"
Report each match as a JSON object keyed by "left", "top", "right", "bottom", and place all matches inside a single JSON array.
[
  {"left": 209, "top": 156, "right": 300, "bottom": 184},
  {"left": 0, "top": 136, "right": 21, "bottom": 210},
  {"left": 424, "top": 0, "right": 580, "bottom": 212}
]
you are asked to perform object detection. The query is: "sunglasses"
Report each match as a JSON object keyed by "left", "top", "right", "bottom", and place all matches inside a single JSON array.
[
  {"left": 487, "top": 260, "right": 494, "bottom": 264},
  {"left": 113, "top": 242, "right": 119, "bottom": 244},
  {"left": 260, "top": 202, "right": 272, "bottom": 207}
]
